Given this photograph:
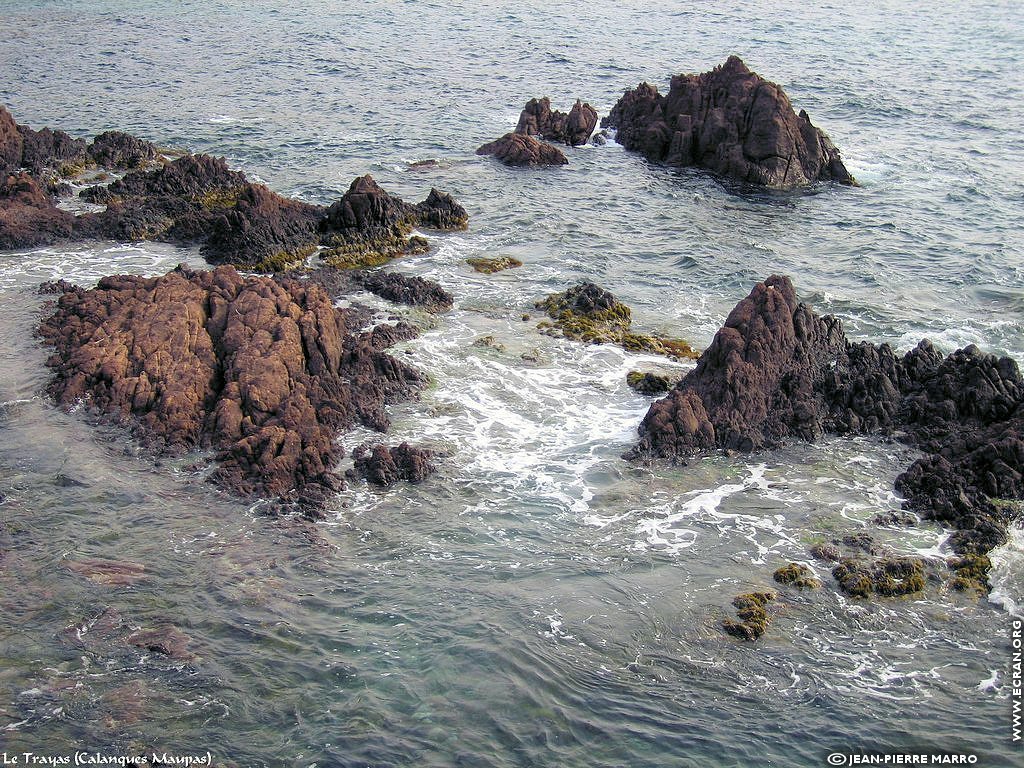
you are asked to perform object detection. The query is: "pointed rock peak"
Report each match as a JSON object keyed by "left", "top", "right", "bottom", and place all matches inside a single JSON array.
[
  {"left": 347, "top": 174, "right": 385, "bottom": 196},
  {"left": 722, "top": 55, "right": 751, "bottom": 75}
]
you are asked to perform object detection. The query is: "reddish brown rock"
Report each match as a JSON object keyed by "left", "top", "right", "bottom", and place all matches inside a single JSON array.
[
  {"left": 0, "top": 106, "right": 23, "bottom": 175},
  {"left": 630, "top": 275, "right": 1023, "bottom": 568},
  {"left": 38, "top": 264, "right": 425, "bottom": 514},
  {"left": 87, "top": 130, "right": 160, "bottom": 169},
  {"left": 476, "top": 132, "right": 568, "bottom": 167},
  {"left": 515, "top": 97, "right": 599, "bottom": 146},
  {"left": 603, "top": 56, "right": 855, "bottom": 188},
  {"left": 0, "top": 172, "right": 75, "bottom": 250}
]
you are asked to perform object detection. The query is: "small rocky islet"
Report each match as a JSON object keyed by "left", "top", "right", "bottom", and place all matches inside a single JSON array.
[{"left": 5, "top": 57, "right": 1020, "bottom": 640}]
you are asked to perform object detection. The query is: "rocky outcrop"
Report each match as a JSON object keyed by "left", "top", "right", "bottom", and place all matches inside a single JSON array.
[
  {"left": 626, "top": 371, "right": 676, "bottom": 395},
  {"left": 538, "top": 282, "right": 699, "bottom": 359},
  {"left": 476, "top": 133, "right": 568, "bottom": 167},
  {"left": 38, "top": 264, "right": 426, "bottom": 514},
  {"left": 515, "top": 98, "right": 598, "bottom": 146},
  {"left": 0, "top": 172, "right": 75, "bottom": 250},
  {"left": 772, "top": 562, "right": 821, "bottom": 590},
  {"left": 0, "top": 107, "right": 469, "bottom": 269},
  {"left": 319, "top": 175, "right": 468, "bottom": 268},
  {"left": 631, "top": 275, "right": 1024, "bottom": 568},
  {"left": 87, "top": 131, "right": 160, "bottom": 169},
  {"left": 603, "top": 56, "right": 855, "bottom": 189},
  {"left": 832, "top": 557, "right": 926, "bottom": 598},
  {"left": 349, "top": 442, "right": 436, "bottom": 486},
  {"left": 359, "top": 270, "right": 454, "bottom": 312},
  {"left": 722, "top": 590, "right": 776, "bottom": 641}
]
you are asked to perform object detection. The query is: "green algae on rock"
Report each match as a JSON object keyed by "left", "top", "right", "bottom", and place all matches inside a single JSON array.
[
  {"left": 466, "top": 256, "right": 523, "bottom": 274},
  {"left": 722, "top": 590, "right": 777, "bottom": 641},
  {"left": 832, "top": 557, "right": 926, "bottom": 598},
  {"left": 536, "top": 282, "right": 698, "bottom": 359},
  {"left": 773, "top": 563, "right": 822, "bottom": 590}
]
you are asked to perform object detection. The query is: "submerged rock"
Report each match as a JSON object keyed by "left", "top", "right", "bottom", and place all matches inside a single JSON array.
[
  {"left": 630, "top": 275, "right": 1024, "bottom": 579},
  {"left": 722, "top": 590, "right": 777, "bottom": 640},
  {"left": 515, "top": 97, "right": 599, "bottom": 146},
  {"left": 832, "top": 557, "right": 926, "bottom": 598},
  {"left": 66, "top": 558, "right": 147, "bottom": 587},
  {"left": 350, "top": 442, "right": 436, "bottom": 486},
  {"left": 38, "top": 264, "right": 425, "bottom": 514},
  {"left": 537, "top": 282, "right": 698, "bottom": 359},
  {"left": 773, "top": 562, "right": 821, "bottom": 590},
  {"left": 602, "top": 55, "right": 855, "bottom": 189},
  {"left": 466, "top": 256, "right": 522, "bottom": 274},
  {"left": 476, "top": 133, "right": 568, "bottom": 167}
]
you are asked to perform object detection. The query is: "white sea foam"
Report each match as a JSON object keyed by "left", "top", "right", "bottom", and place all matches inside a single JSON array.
[{"left": 988, "top": 524, "right": 1024, "bottom": 616}]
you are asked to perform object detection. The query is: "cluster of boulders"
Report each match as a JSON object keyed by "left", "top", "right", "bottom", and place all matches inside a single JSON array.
[
  {"left": 477, "top": 96, "right": 599, "bottom": 167},
  {"left": 2, "top": 105, "right": 468, "bottom": 271},
  {"left": 603, "top": 55, "right": 855, "bottom": 189},
  {"left": 630, "top": 276, "right": 1022, "bottom": 604}
]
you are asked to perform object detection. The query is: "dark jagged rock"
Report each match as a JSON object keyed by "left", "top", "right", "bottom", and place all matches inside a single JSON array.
[
  {"left": 537, "top": 282, "right": 699, "bottom": 359},
  {"left": 832, "top": 557, "right": 926, "bottom": 598},
  {"left": 360, "top": 270, "right": 454, "bottom": 312},
  {"left": 631, "top": 275, "right": 1024, "bottom": 581},
  {"left": 871, "top": 510, "right": 918, "bottom": 527},
  {"left": 626, "top": 371, "right": 676, "bottom": 395},
  {"left": 203, "top": 184, "right": 323, "bottom": 271},
  {"left": 38, "top": 264, "right": 425, "bottom": 514},
  {"left": 82, "top": 153, "right": 250, "bottom": 243},
  {"left": 350, "top": 442, "right": 436, "bottom": 486},
  {"left": 320, "top": 175, "right": 467, "bottom": 268},
  {"left": 722, "top": 590, "right": 776, "bottom": 640},
  {"left": 87, "top": 131, "right": 160, "bottom": 169},
  {"left": 838, "top": 532, "right": 887, "bottom": 556},
  {"left": 602, "top": 55, "right": 855, "bottom": 189},
  {"left": 773, "top": 562, "right": 821, "bottom": 590},
  {"left": 0, "top": 172, "right": 75, "bottom": 250},
  {"left": 515, "top": 97, "right": 598, "bottom": 146},
  {"left": 0, "top": 106, "right": 22, "bottom": 176},
  {"left": 18, "top": 124, "right": 88, "bottom": 177},
  {"left": 476, "top": 133, "right": 568, "bottom": 168}
]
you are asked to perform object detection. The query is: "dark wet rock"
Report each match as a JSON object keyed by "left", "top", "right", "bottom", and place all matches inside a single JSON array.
[
  {"left": 360, "top": 270, "right": 454, "bottom": 312},
  {"left": 320, "top": 175, "right": 467, "bottom": 268},
  {"left": 537, "top": 282, "right": 698, "bottom": 359},
  {"left": 773, "top": 562, "right": 821, "bottom": 590},
  {"left": 127, "top": 625, "right": 194, "bottom": 661},
  {"left": 476, "top": 132, "right": 568, "bottom": 167},
  {"left": 626, "top": 371, "right": 676, "bottom": 396},
  {"left": 810, "top": 542, "right": 842, "bottom": 563},
  {"left": 0, "top": 171, "right": 75, "bottom": 250},
  {"left": 66, "top": 558, "right": 147, "bottom": 587},
  {"left": 39, "top": 278, "right": 78, "bottom": 295},
  {"left": 203, "top": 183, "right": 323, "bottom": 271},
  {"left": 871, "top": 510, "right": 918, "bottom": 527},
  {"left": 350, "top": 442, "right": 436, "bottom": 486},
  {"left": 838, "top": 532, "right": 887, "bottom": 556},
  {"left": 360, "top": 321, "right": 420, "bottom": 352},
  {"left": 722, "top": 590, "right": 776, "bottom": 640},
  {"left": 38, "top": 264, "right": 425, "bottom": 514},
  {"left": 515, "top": 97, "right": 599, "bottom": 146},
  {"left": 0, "top": 106, "right": 22, "bottom": 176},
  {"left": 466, "top": 256, "right": 522, "bottom": 274},
  {"left": 87, "top": 131, "right": 160, "bottom": 169},
  {"left": 18, "top": 123, "right": 88, "bottom": 177},
  {"left": 832, "top": 556, "right": 926, "bottom": 598},
  {"left": 629, "top": 274, "right": 1024, "bottom": 576},
  {"left": 602, "top": 55, "right": 855, "bottom": 189},
  {"left": 590, "top": 130, "right": 609, "bottom": 146}
]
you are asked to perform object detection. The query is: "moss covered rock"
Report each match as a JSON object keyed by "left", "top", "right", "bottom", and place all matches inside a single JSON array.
[
  {"left": 536, "top": 282, "right": 698, "bottom": 360},
  {"left": 466, "top": 256, "right": 523, "bottom": 274},
  {"left": 832, "top": 557, "right": 926, "bottom": 598},
  {"left": 773, "top": 563, "right": 821, "bottom": 590},
  {"left": 722, "top": 590, "right": 777, "bottom": 640}
]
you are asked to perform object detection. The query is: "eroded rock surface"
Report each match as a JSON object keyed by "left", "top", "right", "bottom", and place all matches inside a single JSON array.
[
  {"left": 476, "top": 133, "right": 568, "bottom": 167},
  {"left": 603, "top": 56, "right": 855, "bottom": 188},
  {"left": 515, "top": 97, "right": 598, "bottom": 146},
  {"left": 38, "top": 264, "right": 426, "bottom": 514},
  {"left": 631, "top": 275, "right": 1024, "bottom": 568}
]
